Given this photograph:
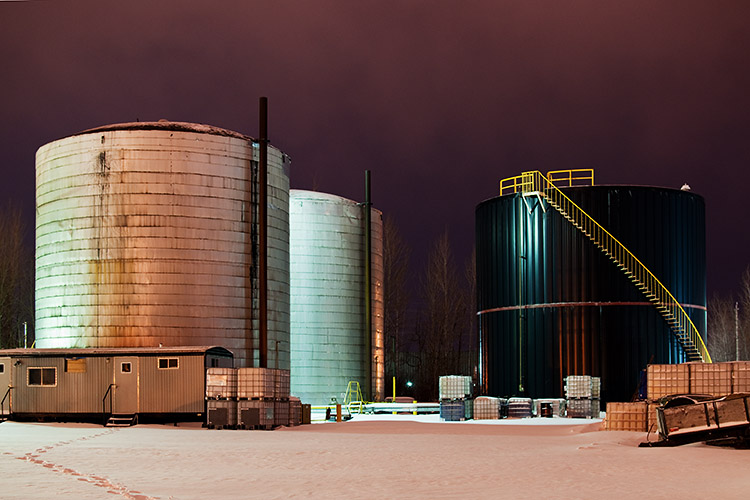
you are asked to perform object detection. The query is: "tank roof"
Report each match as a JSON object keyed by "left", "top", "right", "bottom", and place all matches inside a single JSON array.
[
  {"left": 0, "top": 346, "right": 234, "bottom": 358},
  {"left": 479, "top": 183, "right": 704, "bottom": 208},
  {"left": 290, "top": 189, "right": 383, "bottom": 215},
  {"left": 291, "top": 189, "right": 360, "bottom": 205},
  {"left": 74, "top": 121, "right": 254, "bottom": 141}
]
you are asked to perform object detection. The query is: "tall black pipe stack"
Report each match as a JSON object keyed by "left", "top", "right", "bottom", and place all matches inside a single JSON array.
[
  {"left": 364, "top": 170, "right": 372, "bottom": 401},
  {"left": 259, "top": 97, "right": 268, "bottom": 369}
]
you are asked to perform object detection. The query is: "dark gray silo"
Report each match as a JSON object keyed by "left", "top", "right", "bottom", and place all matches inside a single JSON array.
[{"left": 475, "top": 175, "right": 707, "bottom": 403}]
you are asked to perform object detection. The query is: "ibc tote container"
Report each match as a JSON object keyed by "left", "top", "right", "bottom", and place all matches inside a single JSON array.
[
  {"left": 567, "top": 399, "right": 600, "bottom": 419},
  {"left": 440, "top": 400, "right": 471, "bottom": 421},
  {"left": 238, "top": 368, "right": 275, "bottom": 399},
  {"left": 438, "top": 375, "right": 472, "bottom": 400},
  {"left": 206, "top": 368, "right": 237, "bottom": 399},
  {"left": 564, "top": 376, "right": 593, "bottom": 399},
  {"left": 238, "top": 400, "right": 275, "bottom": 429},
  {"left": 507, "top": 398, "right": 532, "bottom": 418},
  {"left": 207, "top": 400, "right": 237, "bottom": 429},
  {"left": 274, "top": 400, "right": 290, "bottom": 427},
  {"left": 473, "top": 396, "right": 500, "bottom": 420},
  {"left": 274, "top": 369, "right": 291, "bottom": 399}
]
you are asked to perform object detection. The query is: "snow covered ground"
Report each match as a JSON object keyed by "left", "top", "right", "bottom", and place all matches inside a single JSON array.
[{"left": 1, "top": 415, "right": 748, "bottom": 499}]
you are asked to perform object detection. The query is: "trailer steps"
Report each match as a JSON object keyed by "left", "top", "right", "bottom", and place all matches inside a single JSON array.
[{"left": 106, "top": 414, "right": 136, "bottom": 427}]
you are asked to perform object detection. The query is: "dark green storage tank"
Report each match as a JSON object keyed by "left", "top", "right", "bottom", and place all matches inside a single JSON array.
[{"left": 475, "top": 185, "right": 706, "bottom": 403}]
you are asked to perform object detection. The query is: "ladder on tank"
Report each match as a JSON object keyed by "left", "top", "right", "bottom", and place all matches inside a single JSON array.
[{"left": 499, "top": 169, "right": 711, "bottom": 363}]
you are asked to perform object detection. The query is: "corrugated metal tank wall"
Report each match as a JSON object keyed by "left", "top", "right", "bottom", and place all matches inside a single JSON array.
[
  {"left": 289, "top": 190, "right": 384, "bottom": 405},
  {"left": 476, "top": 186, "right": 706, "bottom": 402},
  {"left": 35, "top": 122, "right": 290, "bottom": 369}
]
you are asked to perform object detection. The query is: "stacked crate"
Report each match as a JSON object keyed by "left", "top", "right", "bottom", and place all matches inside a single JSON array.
[
  {"left": 647, "top": 401, "right": 660, "bottom": 433},
  {"left": 733, "top": 361, "right": 750, "bottom": 393},
  {"left": 473, "top": 396, "right": 500, "bottom": 420},
  {"left": 439, "top": 375, "right": 472, "bottom": 400},
  {"left": 602, "top": 362, "right": 750, "bottom": 434},
  {"left": 236, "top": 368, "right": 291, "bottom": 430},
  {"left": 273, "top": 369, "right": 291, "bottom": 427},
  {"left": 439, "top": 375, "right": 473, "bottom": 421},
  {"left": 565, "top": 375, "right": 601, "bottom": 418},
  {"left": 289, "top": 397, "right": 302, "bottom": 426},
  {"left": 646, "top": 364, "right": 690, "bottom": 399},
  {"left": 507, "top": 397, "right": 533, "bottom": 418},
  {"left": 533, "top": 399, "right": 565, "bottom": 418},
  {"left": 206, "top": 368, "right": 237, "bottom": 429},
  {"left": 440, "top": 399, "right": 473, "bottom": 421},
  {"left": 604, "top": 402, "right": 647, "bottom": 431},
  {"left": 689, "top": 362, "right": 732, "bottom": 395}
]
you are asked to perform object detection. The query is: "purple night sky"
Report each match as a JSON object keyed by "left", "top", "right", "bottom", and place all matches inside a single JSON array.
[{"left": 1, "top": 0, "right": 749, "bottom": 297}]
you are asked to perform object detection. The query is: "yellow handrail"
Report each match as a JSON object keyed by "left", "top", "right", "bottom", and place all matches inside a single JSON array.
[
  {"left": 546, "top": 169, "right": 594, "bottom": 188},
  {"left": 516, "top": 170, "right": 710, "bottom": 363}
]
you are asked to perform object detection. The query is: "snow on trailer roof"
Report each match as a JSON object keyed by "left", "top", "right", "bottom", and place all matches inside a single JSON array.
[{"left": 0, "top": 346, "right": 234, "bottom": 358}]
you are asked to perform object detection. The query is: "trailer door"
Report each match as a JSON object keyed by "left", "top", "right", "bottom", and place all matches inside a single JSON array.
[
  {"left": 113, "top": 357, "right": 139, "bottom": 414},
  {"left": 0, "top": 357, "right": 10, "bottom": 415}
]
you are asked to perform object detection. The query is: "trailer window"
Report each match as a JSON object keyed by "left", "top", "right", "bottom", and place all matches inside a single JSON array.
[
  {"left": 158, "top": 358, "right": 179, "bottom": 369},
  {"left": 28, "top": 367, "right": 56, "bottom": 387},
  {"left": 65, "top": 358, "right": 86, "bottom": 373},
  {"left": 0, "top": 363, "right": 4, "bottom": 374},
  {"left": 121, "top": 362, "right": 132, "bottom": 373}
]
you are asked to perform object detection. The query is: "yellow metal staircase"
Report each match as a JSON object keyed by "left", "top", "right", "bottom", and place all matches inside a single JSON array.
[{"left": 500, "top": 169, "right": 711, "bottom": 363}]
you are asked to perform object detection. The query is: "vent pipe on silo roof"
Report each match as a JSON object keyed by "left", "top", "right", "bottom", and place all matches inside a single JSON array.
[{"left": 259, "top": 97, "right": 268, "bottom": 368}]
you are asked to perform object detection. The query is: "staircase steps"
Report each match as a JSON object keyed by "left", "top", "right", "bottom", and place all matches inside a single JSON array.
[{"left": 106, "top": 414, "right": 136, "bottom": 427}]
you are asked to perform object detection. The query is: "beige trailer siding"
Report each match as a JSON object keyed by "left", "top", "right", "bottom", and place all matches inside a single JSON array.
[
  {"left": 11, "top": 356, "right": 110, "bottom": 414},
  {"left": 139, "top": 355, "right": 205, "bottom": 413},
  {"left": 0, "top": 357, "right": 10, "bottom": 415}
]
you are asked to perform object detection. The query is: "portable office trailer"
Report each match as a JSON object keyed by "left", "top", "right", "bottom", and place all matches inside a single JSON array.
[
  {"left": 0, "top": 346, "right": 233, "bottom": 423},
  {"left": 0, "top": 356, "right": 10, "bottom": 417}
]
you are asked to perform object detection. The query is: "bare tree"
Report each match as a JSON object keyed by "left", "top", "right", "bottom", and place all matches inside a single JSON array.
[
  {"left": 382, "top": 215, "right": 411, "bottom": 396},
  {"left": 707, "top": 293, "right": 737, "bottom": 362},
  {"left": 464, "top": 247, "right": 477, "bottom": 380},
  {"left": 737, "top": 266, "right": 750, "bottom": 360},
  {"left": 413, "top": 230, "right": 471, "bottom": 400},
  {"left": 0, "top": 202, "right": 34, "bottom": 348}
]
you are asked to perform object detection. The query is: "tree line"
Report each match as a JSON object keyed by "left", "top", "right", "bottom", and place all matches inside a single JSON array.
[
  {"left": 383, "top": 217, "right": 476, "bottom": 402},
  {"left": 707, "top": 268, "right": 750, "bottom": 362},
  {"left": 0, "top": 202, "right": 34, "bottom": 349}
]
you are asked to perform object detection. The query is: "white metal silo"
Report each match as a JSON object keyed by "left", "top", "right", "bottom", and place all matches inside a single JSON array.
[
  {"left": 35, "top": 121, "right": 290, "bottom": 369},
  {"left": 289, "top": 190, "right": 384, "bottom": 405}
]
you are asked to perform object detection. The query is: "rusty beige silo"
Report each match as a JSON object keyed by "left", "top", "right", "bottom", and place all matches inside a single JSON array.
[{"left": 35, "top": 122, "right": 290, "bottom": 369}]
